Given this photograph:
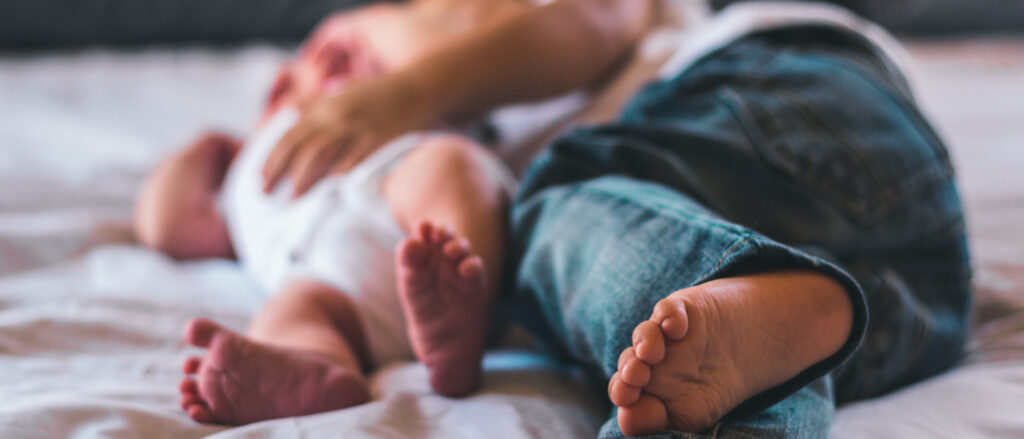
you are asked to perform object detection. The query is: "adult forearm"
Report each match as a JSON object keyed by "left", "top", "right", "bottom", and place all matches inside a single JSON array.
[{"left": 404, "top": 0, "right": 652, "bottom": 123}]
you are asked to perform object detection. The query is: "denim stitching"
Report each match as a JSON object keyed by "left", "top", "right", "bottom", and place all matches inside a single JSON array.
[
  {"left": 772, "top": 86, "right": 889, "bottom": 198},
  {"left": 711, "top": 237, "right": 757, "bottom": 274},
  {"left": 575, "top": 180, "right": 753, "bottom": 239},
  {"left": 799, "top": 53, "right": 955, "bottom": 162},
  {"left": 795, "top": 55, "right": 957, "bottom": 195},
  {"left": 724, "top": 79, "right": 954, "bottom": 225}
]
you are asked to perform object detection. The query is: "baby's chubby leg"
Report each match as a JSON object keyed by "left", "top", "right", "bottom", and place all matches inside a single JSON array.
[
  {"left": 134, "top": 133, "right": 240, "bottom": 260},
  {"left": 383, "top": 135, "right": 508, "bottom": 396},
  {"left": 180, "top": 280, "right": 372, "bottom": 425}
]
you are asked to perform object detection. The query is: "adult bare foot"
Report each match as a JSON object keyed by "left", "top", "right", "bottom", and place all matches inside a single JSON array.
[
  {"left": 608, "top": 271, "right": 854, "bottom": 436},
  {"left": 396, "top": 221, "right": 490, "bottom": 397},
  {"left": 178, "top": 318, "right": 370, "bottom": 425}
]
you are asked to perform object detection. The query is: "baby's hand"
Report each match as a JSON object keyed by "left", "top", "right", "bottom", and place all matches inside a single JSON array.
[
  {"left": 183, "top": 132, "right": 243, "bottom": 186},
  {"left": 134, "top": 132, "right": 241, "bottom": 259}
]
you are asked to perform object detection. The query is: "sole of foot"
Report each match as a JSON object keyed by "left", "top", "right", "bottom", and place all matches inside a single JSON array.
[
  {"left": 608, "top": 271, "right": 854, "bottom": 436},
  {"left": 179, "top": 318, "right": 370, "bottom": 425},
  {"left": 396, "top": 221, "right": 490, "bottom": 397}
]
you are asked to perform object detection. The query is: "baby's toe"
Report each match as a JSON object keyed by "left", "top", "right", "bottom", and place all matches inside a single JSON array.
[
  {"left": 184, "top": 318, "right": 228, "bottom": 348},
  {"left": 608, "top": 372, "right": 641, "bottom": 407},
  {"left": 651, "top": 297, "right": 690, "bottom": 340},
  {"left": 617, "top": 346, "right": 653, "bottom": 387},
  {"left": 180, "top": 392, "right": 202, "bottom": 411},
  {"left": 442, "top": 237, "right": 471, "bottom": 261},
  {"left": 416, "top": 221, "right": 435, "bottom": 243},
  {"left": 185, "top": 400, "right": 216, "bottom": 424},
  {"left": 632, "top": 320, "right": 666, "bottom": 364},
  {"left": 621, "top": 356, "right": 652, "bottom": 387},
  {"left": 617, "top": 393, "right": 669, "bottom": 437},
  {"left": 428, "top": 223, "right": 454, "bottom": 245},
  {"left": 397, "top": 236, "right": 429, "bottom": 268},
  {"left": 457, "top": 256, "right": 486, "bottom": 287},
  {"left": 183, "top": 356, "right": 203, "bottom": 375},
  {"left": 618, "top": 346, "right": 637, "bottom": 370},
  {"left": 179, "top": 378, "right": 199, "bottom": 395}
]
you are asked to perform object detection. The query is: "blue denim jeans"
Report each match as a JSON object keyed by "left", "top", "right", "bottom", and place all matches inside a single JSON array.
[{"left": 507, "top": 26, "right": 971, "bottom": 438}]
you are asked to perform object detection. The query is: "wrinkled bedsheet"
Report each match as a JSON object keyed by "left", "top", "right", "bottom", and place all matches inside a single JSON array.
[{"left": 1, "top": 37, "right": 1023, "bottom": 438}]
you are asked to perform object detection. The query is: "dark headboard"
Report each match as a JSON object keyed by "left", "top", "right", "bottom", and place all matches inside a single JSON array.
[{"left": 0, "top": 0, "right": 399, "bottom": 49}]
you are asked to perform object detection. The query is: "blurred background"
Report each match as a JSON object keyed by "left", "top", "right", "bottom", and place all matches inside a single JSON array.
[{"left": 0, "top": 0, "right": 1021, "bottom": 48}]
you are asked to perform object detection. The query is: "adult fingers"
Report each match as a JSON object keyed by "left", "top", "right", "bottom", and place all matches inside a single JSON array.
[
  {"left": 291, "top": 137, "right": 346, "bottom": 198},
  {"left": 332, "top": 135, "right": 377, "bottom": 174},
  {"left": 262, "top": 121, "right": 315, "bottom": 193}
]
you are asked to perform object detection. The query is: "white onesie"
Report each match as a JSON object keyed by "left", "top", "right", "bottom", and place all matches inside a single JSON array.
[{"left": 219, "top": 109, "right": 515, "bottom": 365}]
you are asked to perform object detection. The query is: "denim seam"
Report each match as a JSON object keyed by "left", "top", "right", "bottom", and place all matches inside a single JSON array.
[
  {"left": 723, "top": 82, "right": 954, "bottom": 225},
  {"left": 793, "top": 55, "right": 957, "bottom": 197},
  {"left": 772, "top": 87, "right": 891, "bottom": 201},
  {"left": 902, "top": 303, "right": 930, "bottom": 382},
  {"left": 715, "top": 86, "right": 879, "bottom": 221},
  {"left": 716, "top": 52, "right": 955, "bottom": 225},
  {"left": 802, "top": 52, "right": 954, "bottom": 169},
  {"left": 577, "top": 180, "right": 753, "bottom": 240},
  {"left": 710, "top": 236, "right": 758, "bottom": 275}
]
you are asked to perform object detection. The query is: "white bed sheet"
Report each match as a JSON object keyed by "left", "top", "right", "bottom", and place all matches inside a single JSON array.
[{"left": 1, "top": 36, "right": 1023, "bottom": 439}]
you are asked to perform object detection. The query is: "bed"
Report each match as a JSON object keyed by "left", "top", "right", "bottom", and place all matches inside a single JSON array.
[{"left": 1, "top": 30, "right": 1023, "bottom": 439}]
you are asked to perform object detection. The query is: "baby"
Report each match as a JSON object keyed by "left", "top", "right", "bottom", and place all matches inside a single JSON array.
[{"left": 133, "top": 2, "right": 517, "bottom": 425}]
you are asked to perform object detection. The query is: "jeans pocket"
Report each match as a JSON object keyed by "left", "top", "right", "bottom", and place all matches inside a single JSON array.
[{"left": 719, "top": 76, "right": 954, "bottom": 226}]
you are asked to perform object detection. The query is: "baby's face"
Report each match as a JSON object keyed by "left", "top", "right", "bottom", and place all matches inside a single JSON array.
[{"left": 286, "top": 17, "right": 382, "bottom": 107}]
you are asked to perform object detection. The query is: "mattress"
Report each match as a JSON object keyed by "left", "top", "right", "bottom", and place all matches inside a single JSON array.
[{"left": 1, "top": 37, "right": 1023, "bottom": 439}]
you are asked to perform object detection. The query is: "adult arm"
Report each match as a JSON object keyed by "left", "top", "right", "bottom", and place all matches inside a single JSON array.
[
  {"left": 407, "top": 0, "right": 653, "bottom": 122},
  {"left": 263, "top": 0, "right": 653, "bottom": 196}
]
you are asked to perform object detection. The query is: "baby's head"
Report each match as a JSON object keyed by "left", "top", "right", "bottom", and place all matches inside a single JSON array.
[{"left": 265, "top": 14, "right": 383, "bottom": 115}]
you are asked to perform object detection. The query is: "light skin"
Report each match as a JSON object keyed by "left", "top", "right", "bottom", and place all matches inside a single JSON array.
[
  {"left": 176, "top": 137, "right": 508, "bottom": 423},
  {"left": 609, "top": 271, "right": 854, "bottom": 435},
  {"left": 261, "top": 0, "right": 655, "bottom": 197},
  {"left": 134, "top": 0, "right": 858, "bottom": 434},
  {"left": 136, "top": 2, "right": 512, "bottom": 424}
]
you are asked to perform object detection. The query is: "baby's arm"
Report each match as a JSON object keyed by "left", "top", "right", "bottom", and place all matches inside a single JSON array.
[{"left": 134, "top": 133, "right": 240, "bottom": 260}]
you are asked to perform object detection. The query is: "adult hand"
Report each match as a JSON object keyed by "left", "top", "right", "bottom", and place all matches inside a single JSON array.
[{"left": 262, "top": 72, "right": 439, "bottom": 197}]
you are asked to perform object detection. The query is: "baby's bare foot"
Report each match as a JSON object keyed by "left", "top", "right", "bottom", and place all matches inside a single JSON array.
[
  {"left": 396, "top": 221, "right": 489, "bottom": 397},
  {"left": 178, "top": 318, "right": 369, "bottom": 425},
  {"left": 608, "top": 271, "right": 854, "bottom": 435}
]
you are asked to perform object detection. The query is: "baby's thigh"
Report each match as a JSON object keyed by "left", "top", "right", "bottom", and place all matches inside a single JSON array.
[{"left": 382, "top": 135, "right": 504, "bottom": 228}]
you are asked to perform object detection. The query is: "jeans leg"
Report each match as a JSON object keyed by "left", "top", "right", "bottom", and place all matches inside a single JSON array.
[
  {"left": 613, "top": 26, "right": 972, "bottom": 402},
  {"left": 509, "top": 174, "right": 865, "bottom": 413},
  {"left": 510, "top": 24, "right": 970, "bottom": 437}
]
